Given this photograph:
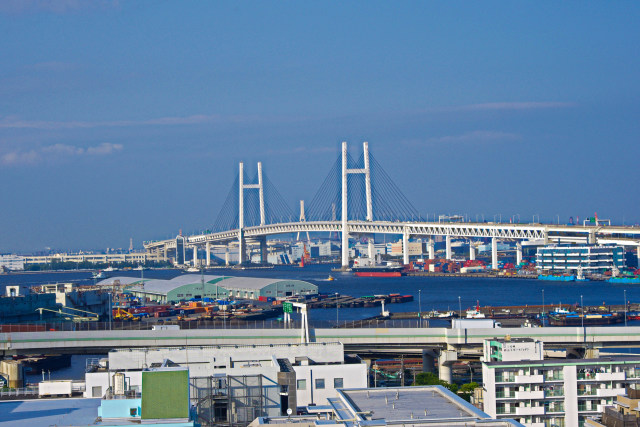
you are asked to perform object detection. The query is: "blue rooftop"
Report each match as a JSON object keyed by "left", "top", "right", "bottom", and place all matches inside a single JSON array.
[{"left": 0, "top": 398, "right": 101, "bottom": 427}]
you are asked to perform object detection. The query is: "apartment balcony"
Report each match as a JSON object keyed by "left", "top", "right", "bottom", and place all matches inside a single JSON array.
[
  {"left": 596, "top": 387, "right": 626, "bottom": 397},
  {"left": 516, "top": 406, "right": 545, "bottom": 416},
  {"left": 515, "top": 390, "right": 545, "bottom": 400},
  {"left": 515, "top": 374, "right": 544, "bottom": 384},
  {"left": 595, "top": 372, "right": 625, "bottom": 381},
  {"left": 495, "top": 391, "right": 516, "bottom": 399},
  {"left": 496, "top": 375, "right": 516, "bottom": 383}
]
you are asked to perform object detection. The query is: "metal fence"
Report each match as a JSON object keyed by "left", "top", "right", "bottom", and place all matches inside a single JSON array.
[
  {"left": 0, "top": 387, "right": 38, "bottom": 400},
  {"left": 0, "top": 318, "right": 428, "bottom": 332}
]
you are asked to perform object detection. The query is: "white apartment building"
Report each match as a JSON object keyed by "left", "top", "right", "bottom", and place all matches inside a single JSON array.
[
  {"left": 23, "top": 252, "right": 158, "bottom": 265},
  {"left": 535, "top": 245, "right": 625, "bottom": 273},
  {"left": 0, "top": 254, "right": 24, "bottom": 271},
  {"left": 483, "top": 338, "right": 640, "bottom": 427}
]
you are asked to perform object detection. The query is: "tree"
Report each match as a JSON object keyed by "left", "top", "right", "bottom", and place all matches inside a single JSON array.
[{"left": 413, "top": 372, "right": 458, "bottom": 393}]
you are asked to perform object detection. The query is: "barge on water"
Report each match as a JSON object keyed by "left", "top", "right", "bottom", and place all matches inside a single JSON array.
[{"left": 548, "top": 312, "right": 624, "bottom": 326}]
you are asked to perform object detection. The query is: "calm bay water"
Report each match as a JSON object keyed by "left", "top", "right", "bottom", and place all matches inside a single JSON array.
[{"left": 2, "top": 264, "right": 638, "bottom": 321}]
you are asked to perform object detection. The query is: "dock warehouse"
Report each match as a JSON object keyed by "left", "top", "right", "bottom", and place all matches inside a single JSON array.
[{"left": 98, "top": 274, "right": 318, "bottom": 303}]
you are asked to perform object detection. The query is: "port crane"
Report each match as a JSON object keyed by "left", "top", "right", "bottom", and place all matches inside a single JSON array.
[{"left": 36, "top": 306, "right": 99, "bottom": 322}]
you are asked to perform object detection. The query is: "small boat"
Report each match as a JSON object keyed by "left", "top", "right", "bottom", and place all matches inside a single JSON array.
[
  {"left": 92, "top": 271, "right": 106, "bottom": 279},
  {"left": 103, "top": 266, "right": 118, "bottom": 272},
  {"left": 425, "top": 310, "right": 455, "bottom": 319},
  {"left": 185, "top": 267, "right": 200, "bottom": 273},
  {"left": 327, "top": 275, "right": 335, "bottom": 281},
  {"left": 466, "top": 300, "right": 485, "bottom": 318},
  {"left": 133, "top": 265, "right": 146, "bottom": 271}
]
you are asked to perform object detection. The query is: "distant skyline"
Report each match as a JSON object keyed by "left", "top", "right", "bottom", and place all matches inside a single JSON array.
[{"left": 1, "top": 1, "right": 639, "bottom": 252}]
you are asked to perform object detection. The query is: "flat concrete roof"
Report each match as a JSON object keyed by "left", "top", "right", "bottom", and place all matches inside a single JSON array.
[
  {"left": 0, "top": 398, "right": 101, "bottom": 427},
  {"left": 339, "top": 386, "right": 488, "bottom": 423}
]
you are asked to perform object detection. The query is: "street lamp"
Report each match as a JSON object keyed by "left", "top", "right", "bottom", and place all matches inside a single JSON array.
[
  {"left": 625, "top": 290, "right": 627, "bottom": 327},
  {"left": 418, "top": 289, "right": 422, "bottom": 327},
  {"left": 458, "top": 296, "right": 462, "bottom": 319},
  {"left": 581, "top": 295, "right": 584, "bottom": 329},
  {"left": 542, "top": 289, "right": 545, "bottom": 327}
]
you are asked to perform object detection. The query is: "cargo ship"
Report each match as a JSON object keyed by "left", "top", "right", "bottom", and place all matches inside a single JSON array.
[
  {"left": 538, "top": 274, "right": 576, "bottom": 282},
  {"left": 351, "top": 257, "right": 405, "bottom": 277},
  {"left": 607, "top": 276, "right": 640, "bottom": 285},
  {"left": 548, "top": 312, "right": 624, "bottom": 326}
]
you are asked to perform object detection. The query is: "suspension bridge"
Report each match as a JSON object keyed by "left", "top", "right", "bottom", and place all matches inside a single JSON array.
[{"left": 144, "top": 142, "right": 640, "bottom": 268}]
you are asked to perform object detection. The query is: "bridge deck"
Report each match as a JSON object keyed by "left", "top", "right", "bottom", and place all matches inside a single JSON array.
[{"left": 3, "top": 326, "right": 640, "bottom": 355}]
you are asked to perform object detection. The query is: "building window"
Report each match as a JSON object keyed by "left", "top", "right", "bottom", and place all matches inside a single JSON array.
[
  {"left": 334, "top": 378, "right": 343, "bottom": 389},
  {"left": 315, "top": 378, "right": 325, "bottom": 389},
  {"left": 297, "top": 379, "right": 306, "bottom": 390}
]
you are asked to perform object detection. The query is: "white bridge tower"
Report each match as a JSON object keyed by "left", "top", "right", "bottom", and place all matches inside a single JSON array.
[
  {"left": 341, "top": 141, "right": 373, "bottom": 268},
  {"left": 238, "top": 162, "right": 265, "bottom": 264}
]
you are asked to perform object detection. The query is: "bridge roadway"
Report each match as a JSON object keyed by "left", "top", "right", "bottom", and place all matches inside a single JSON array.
[
  {"left": 145, "top": 221, "right": 640, "bottom": 251},
  {"left": 3, "top": 326, "right": 640, "bottom": 356}
]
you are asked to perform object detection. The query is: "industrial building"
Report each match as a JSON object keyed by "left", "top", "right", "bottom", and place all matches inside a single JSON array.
[
  {"left": 84, "top": 342, "right": 367, "bottom": 423},
  {"left": 99, "top": 274, "right": 318, "bottom": 303},
  {"left": 482, "top": 338, "right": 640, "bottom": 427},
  {"left": 535, "top": 245, "right": 625, "bottom": 273}
]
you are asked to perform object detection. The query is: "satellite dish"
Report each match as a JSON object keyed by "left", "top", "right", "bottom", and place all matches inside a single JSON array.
[{"left": 287, "top": 408, "right": 293, "bottom": 416}]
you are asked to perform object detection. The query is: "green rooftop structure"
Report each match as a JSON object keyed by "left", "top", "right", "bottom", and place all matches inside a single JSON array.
[{"left": 100, "top": 274, "right": 318, "bottom": 303}]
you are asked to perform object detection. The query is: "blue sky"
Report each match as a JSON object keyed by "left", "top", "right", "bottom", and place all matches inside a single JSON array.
[{"left": 1, "top": 1, "right": 639, "bottom": 252}]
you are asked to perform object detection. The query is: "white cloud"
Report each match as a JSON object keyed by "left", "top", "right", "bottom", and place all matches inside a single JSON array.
[
  {"left": 86, "top": 142, "right": 123, "bottom": 155},
  {"left": 0, "top": 142, "right": 123, "bottom": 166},
  {"left": 450, "top": 102, "right": 576, "bottom": 112},
  {"left": 0, "top": 114, "right": 258, "bottom": 130},
  {"left": 0, "top": 0, "right": 119, "bottom": 14},
  {"left": 400, "top": 131, "right": 522, "bottom": 148}
]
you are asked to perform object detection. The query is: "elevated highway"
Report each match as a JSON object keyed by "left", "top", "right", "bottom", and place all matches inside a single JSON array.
[{"left": 3, "top": 326, "right": 640, "bottom": 356}]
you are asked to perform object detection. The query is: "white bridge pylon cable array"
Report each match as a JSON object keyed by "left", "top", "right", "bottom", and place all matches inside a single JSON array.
[{"left": 144, "top": 143, "right": 640, "bottom": 267}]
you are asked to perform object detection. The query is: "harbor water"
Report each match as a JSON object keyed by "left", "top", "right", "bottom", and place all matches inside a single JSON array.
[{"left": 2, "top": 264, "right": 639, "bottom": 322}]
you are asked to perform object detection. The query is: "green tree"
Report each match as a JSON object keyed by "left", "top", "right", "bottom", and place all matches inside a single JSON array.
[{"left": 413, "top": 372, "right": 458, "bottom": 393}]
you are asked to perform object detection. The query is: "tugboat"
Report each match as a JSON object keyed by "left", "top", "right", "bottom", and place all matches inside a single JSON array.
[{"left": 466, "top": 301, "right": 486, "bottom": 318}]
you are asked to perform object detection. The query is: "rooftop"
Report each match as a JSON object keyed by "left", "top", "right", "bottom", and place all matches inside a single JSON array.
[
  {"left": 338, "top": 386, "right": 488, "bottom": 424},
  {"left": 0, "top": 398, "right": 101, "bottom": 427},
  {"left": 485, "top": 355, "right": 640, "bottom": 368},
  {"left": 100, "top": 274, "right": 317, "bottom": 294},
  {"left": 253, "top": 386, "right": 523, "bottom": 426}
]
